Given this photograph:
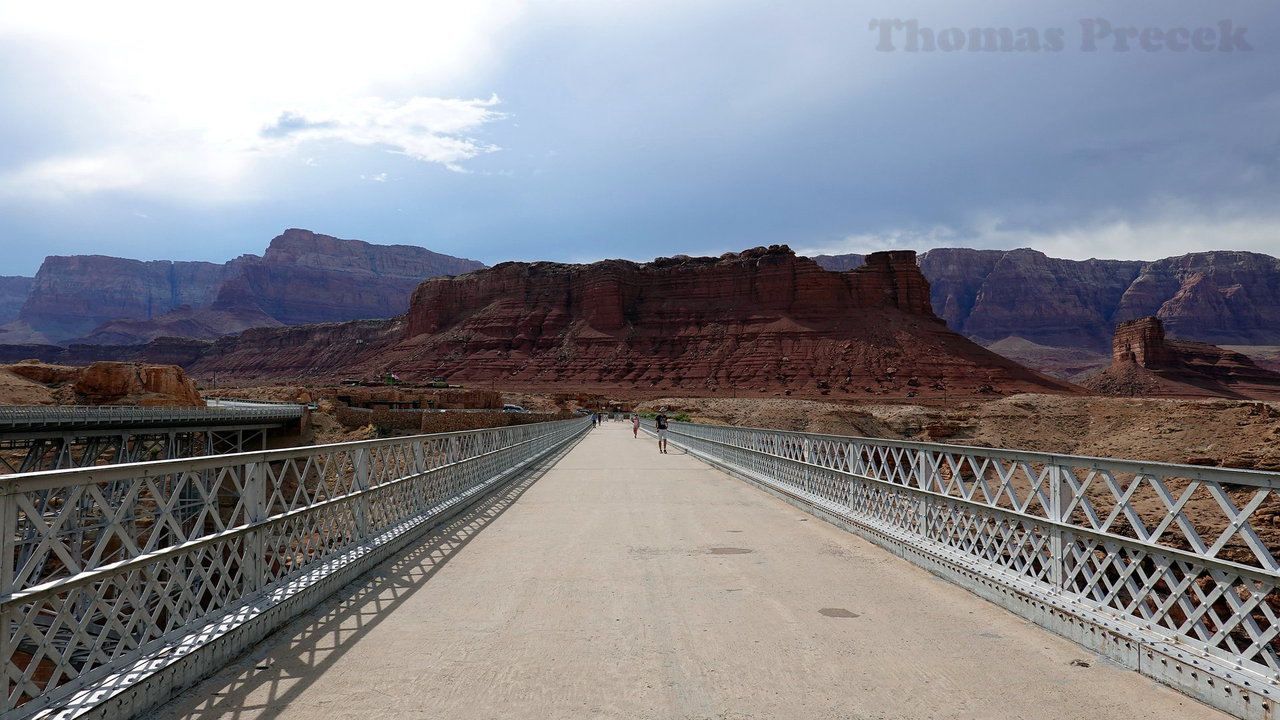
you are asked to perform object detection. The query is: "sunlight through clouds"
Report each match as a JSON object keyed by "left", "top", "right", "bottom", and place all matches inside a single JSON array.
[
  {"left": 259, "top": 96, "right": 506, "bottom": 172},
  {"left": 0, "top": 0, "right": 524, "bottom": 199}
]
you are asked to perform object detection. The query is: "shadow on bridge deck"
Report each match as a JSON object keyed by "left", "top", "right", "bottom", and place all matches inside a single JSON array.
[{"left": 152, "top": 422, "right": 1228, "bottom": 720}]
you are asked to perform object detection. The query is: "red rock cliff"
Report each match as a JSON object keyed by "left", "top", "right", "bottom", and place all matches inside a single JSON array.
[
  {"left": 0, "top": 276, "right": 33, "bottom": 325},
  {"left": 193, "top": 246, "right": 1081, "bottom": 397},
  {"left": 814, "top": 248, "right": 1280, "bottom": 353},
  {"left": 15, "top": 256, "right": 237, "bottom": 341},
  {"left": 209, "top": 229, "right": 487, "bottom": 326}
]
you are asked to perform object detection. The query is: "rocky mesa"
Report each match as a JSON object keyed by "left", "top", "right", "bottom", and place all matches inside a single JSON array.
[
  {"left": 813, "top": 248, "right": 1280, "bottom": 353},
  {"left": 2, "top": 229, "right": 485, "bottom": 345},
  {"left": 191, "top": 246, "right": 1083, "bottom": 397}
]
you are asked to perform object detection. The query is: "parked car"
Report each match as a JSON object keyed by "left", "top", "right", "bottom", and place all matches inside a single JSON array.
[{"left": 502, "top": 404, "right": 530, "bottom": 413}]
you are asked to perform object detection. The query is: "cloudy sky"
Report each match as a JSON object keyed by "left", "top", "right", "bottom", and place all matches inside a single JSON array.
[{"left": 1, "top": 0, "right": 1277, "bottom": 275}]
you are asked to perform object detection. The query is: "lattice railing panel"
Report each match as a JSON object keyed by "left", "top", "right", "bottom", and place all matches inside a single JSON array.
[
  {"left": 659, "top": 420, "right": 1280, "bottom": 686},
  {"left": 1, "top": 417, "right": 587, "bottom": 715}
]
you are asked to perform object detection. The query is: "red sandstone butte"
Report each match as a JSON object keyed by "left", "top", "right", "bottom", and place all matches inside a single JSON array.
[
  {"left": 1084, "top": 316, "right": 1280, "bottom": 400},
  {"left": 191, "top": 246, "right": 1082, "bottom": 397},
  {"left": 6, "top": 360, "right": 204, "bottom": 406}
]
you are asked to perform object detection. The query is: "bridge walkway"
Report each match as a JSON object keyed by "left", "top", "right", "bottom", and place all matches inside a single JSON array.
[{"left": 153, "top": 421, "right": 1229, "bottom": 719}]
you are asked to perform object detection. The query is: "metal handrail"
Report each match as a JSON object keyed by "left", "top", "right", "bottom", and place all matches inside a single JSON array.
[
  {"left": 650, "top": 419, "right": 1280, "bottom": 717},
  {"left": 0, "top": 416, "right": 590, "bottom": 717},
  {"left": 0, "top": 405, "right": 303, "bottom": 431}
]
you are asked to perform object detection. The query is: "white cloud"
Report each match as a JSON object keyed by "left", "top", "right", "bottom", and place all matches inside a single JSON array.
[
  {"left": 802, "top": 213, "right": 1280, "bottom": 261},
  {"left": 0, "top": 1, "right": 525, "bottom": 201},
  {"left": 264, "top": 96, "right": 505, "bottom": 172}
]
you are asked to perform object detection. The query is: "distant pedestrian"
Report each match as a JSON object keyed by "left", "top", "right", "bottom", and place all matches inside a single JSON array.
[
  {"left": 591, "top": 412, "right": 599, "bottom": 427},
  {"left": 655, "top": 408, "right": 669, "bottom": 454},
  {"left": 631, "top": 413, "right": 640, "bottom": 438}
]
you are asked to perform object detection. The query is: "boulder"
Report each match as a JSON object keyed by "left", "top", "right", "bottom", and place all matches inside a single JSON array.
[{"left": 72, "top": 362, "right": 203, "bottom": 406}]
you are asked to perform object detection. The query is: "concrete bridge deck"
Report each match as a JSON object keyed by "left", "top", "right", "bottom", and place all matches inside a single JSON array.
[{"left": 153, "top": 421, "right": 1229, "bottom": 720}]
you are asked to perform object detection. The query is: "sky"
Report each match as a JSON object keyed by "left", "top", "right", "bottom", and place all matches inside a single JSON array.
[{"left": 1, "top": 0, "right": 1277, "bottom": 276}]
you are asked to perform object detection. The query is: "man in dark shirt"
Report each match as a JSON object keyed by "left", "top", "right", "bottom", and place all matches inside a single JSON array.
[{"left": 655, "top": 408, "right": 669, "bottom": 454}]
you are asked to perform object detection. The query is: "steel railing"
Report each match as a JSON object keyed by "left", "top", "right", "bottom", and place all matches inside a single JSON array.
[
  {"left": 651, "top": 420, "right": 1280, "bottom": 717},
  {"left": 0, "top": 405, "right": 303, "bottom": 431},
  {"left": 1, "top": 416, "right": 589, "bottom": 717}
]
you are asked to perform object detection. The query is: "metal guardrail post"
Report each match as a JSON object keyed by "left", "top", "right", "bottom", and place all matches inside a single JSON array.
[
  {"left": 244, "top": 461, "right": 267, "bottom": 594},
  {"left": 353, "top": 447, "right": 372, "bottom": 537},
  {"left": 1048, "top": 460, "right": 1066, "bottom": 592},
  {"left": 0, "top": 486, "right": 15, "bottom": 686},
  {"left": 0, "top": 489, "right": 14, "bottom": 597},
  {"left": 915, "top": 450, "right": 930, "bottom": 539}
]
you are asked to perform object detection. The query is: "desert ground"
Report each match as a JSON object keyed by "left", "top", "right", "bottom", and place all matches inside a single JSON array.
[{"left": 171, "top": 378, "right": 1280, "bottom": 472}]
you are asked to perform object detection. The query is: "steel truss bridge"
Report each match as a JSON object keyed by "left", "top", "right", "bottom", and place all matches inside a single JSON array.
[
  {"left": 0, "top": 415, "right": 1277, "bottom": 719},
  {"left": 0, "top": 405, "right": 307, "bottom": 474}
]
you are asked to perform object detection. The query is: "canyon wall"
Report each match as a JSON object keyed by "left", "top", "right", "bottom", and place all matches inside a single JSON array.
[
  {"left": 5, "top": 229, "right": 485, "bottom": 344},
  {"left": 0, "top": 276, "right": 33, "bottom": 325},
  {"left": 1110, "top": 251, "right": 1280, "bottom": 344},
  {"left": 814, "top": 248, "right": 1280, "bottom": 350},
  {"left": 15, "top": 256, "right": 238, "bottom": 341}
]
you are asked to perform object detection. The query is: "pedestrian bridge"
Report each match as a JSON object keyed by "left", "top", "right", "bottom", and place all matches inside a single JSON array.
[{"left": 3, "top": 416, "right": 1276, "bottom": 719}]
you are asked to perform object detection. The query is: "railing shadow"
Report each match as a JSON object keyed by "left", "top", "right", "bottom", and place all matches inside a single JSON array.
[{"left": 149, "top": 432, "right": 586, "bottom": 720}]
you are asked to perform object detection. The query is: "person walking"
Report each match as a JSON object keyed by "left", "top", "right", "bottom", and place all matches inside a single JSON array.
[
  {"left": 655, "top": 408, "right": 669, "bottom": 454},
  {"left": 631, "top": 413, "right": 640, "bottom": 438}
]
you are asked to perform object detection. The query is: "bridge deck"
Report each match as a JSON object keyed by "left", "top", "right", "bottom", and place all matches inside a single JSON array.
[{"left": 155, "top": 422, "right": 1229, "bottom": 719}]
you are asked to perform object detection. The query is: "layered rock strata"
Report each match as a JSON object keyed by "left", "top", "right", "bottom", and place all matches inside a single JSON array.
[
  {"left": 813, "top": 248, "right": 1280, "bottom": 351},
  {"left": 5, "top": 229, "right": 484, "bottom": 344},
  {"left": 0, "top": 276, "right": 33, "bottom": 325},
  {"left": 191, "top": 246, "right": 1083, "bottom": 397}
]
